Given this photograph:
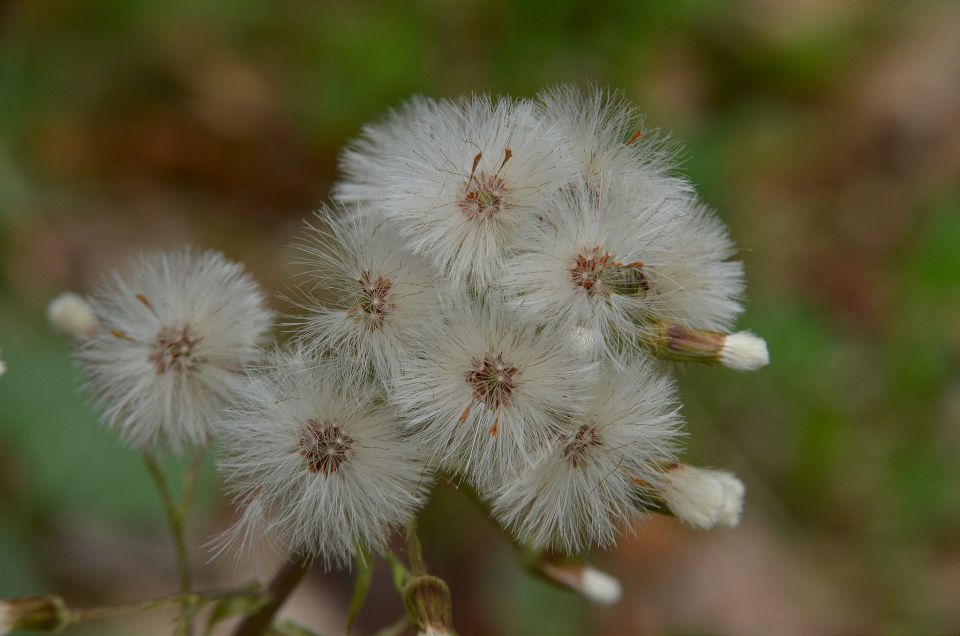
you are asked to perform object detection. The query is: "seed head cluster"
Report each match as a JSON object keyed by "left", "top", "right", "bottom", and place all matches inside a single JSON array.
[{"left": 66, "top": 86, "right": 769, "bottom": 566}]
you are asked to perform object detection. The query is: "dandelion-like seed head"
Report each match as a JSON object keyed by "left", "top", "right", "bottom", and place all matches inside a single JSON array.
[
  {"left": 215, "top": 348, "right": 433, "bottom": 568},
  {"left": 492, "top": 362, "right": 681, "bottom": 552},
  {"left": 289, "top": 206, "right": 439, "bottom": 387},
  {"left": 76, "top": 248, "right": 273, "bottom": 454},
  {"left": 393, "top": 296, "right": 589, "bottom": 491}
]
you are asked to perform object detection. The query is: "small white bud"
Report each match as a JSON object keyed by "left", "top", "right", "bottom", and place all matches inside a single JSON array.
[
  {"left": 535, "top": 555, "right": 623, "bottom": 605},
  {"left": 714, "top": 470, "right": 746, "bottom": 528},
  {"left": 0, "top": 350, "right": 5, "bottom": 378},
  {"left": 720, "top": 331, "right": 769, "bottom": 371},
  {"left": 47, "top": 292, "right": 98, "bottom": 339},
  {"left": 661, "top": 464, "right": 744, "bottom": 530},
  {"left": 578, "top": 565, "right": 623, "bottom": 605}
]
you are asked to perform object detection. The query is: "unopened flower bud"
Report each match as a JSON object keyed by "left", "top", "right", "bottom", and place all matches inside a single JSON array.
[
  {"left": 47, "top": 292, "right": 98, "bottom": 339},
  {"left": 719, "top": 331, "right": 769, "bottom": 371},
  {"left": 0, "top": 595, "right": 69, "bottom": 635},
  {"left": 659, "top": 464, "right": 745, "bottom": 530},
  {"left": 403, "top": 575, "right": 454, "bottom": 636},
  {"left": 533, "top": 554, "right": 623, "bottom": 605},
  {"left": 643, "top": 322, "right": 769, "bottom": 371}
]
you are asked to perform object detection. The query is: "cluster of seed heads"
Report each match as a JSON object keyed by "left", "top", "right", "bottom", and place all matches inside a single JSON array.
[{"left": 59, "top": 86, "right": 769, "bottom": 569}]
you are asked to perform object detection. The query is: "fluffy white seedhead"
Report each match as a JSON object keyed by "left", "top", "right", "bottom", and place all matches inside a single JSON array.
[
  {"left": 492, "top": 363, "right": 681, "bottom": 553},
  {"left": 643, "top": 198, "right": 745, "bottom": 332},
  {"left": 659, "top": 464, "right": 745, "bottom": 530},
  {"left": 336, "top": 94, "right": 577, "bottom": 286},
  {"left": 288, "top": 205, "right": 440, "bottom": 387},
  {"left": 535, "top": 85, "right": 745, "bottom": 333},
  {"left": 536, "top": 85, "right": 684, "bottom": 193},
  {"left": 392, "top": 296, "right": 590, "bottom": 492},
  {"left": 335, "top": 95, "right": 438, "bottom": 206},
  {"left": 215, "top": 348, "right": 433, "bottom": 569},
  {"left": 504, "top": 175, "right": 744, "bottom": 356},
  {"left": 48, "top": 292, "right": 98, "bottom": 339},
  {"left": 720, "top": 331, "right": 770, "bottom": 371},
  {"left": 76, "top": 248, "right": 273, "bottom": 454}
]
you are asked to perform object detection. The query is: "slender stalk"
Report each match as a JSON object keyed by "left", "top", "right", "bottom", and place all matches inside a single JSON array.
[
  {"left": 231, "top": 558, "right": 312, "bottom": 636},
  {"left": 142, "top": 453, "right": 194, "bottom": 635},
  {"left": 66, "top": 586, "right": 261, "bottom": 625},
  {"left": 178, "top": 447, "right": 206, "bottom": 518},
  {"left": 404, "top": 520, "right": 427, "bottom": 575}
]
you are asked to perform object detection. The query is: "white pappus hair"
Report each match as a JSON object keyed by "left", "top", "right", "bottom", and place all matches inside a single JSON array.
[
  {"left": 391, "top": 295, "right": 591, "bottom": 493},
  {"left": 335, "top": 93, "right": 579, "bottom": 286},
  {"left": 491, "top": 361, "right": 682, "bottom": 553},
  {"left": 288, "top": 204, "right": 440, "bottom": 388},
  {"left": 214, "top": 348, "right": 433, "bottom": 568},
  {"left": 76, "top": 248, "right": 273, "bottom": 454}
]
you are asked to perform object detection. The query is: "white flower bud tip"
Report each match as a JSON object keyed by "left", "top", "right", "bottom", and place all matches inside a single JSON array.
[
  {"left": 714, "top": 470, "right": 746, "bottom": 528},
  {"left": 47, "top": 292, "right": 98, "bottom": 339},
  {"left": 579, "top": 565, "right": 623, "bottom": 605},
  {"left": 720, "top": 331, "right": 769, "bottom": 371},
  {"left": 661, "top": 465, "right": 745, "bottom": 530},
  {"left": 0, "top": 352, "right": 5, "bottom": 379}
]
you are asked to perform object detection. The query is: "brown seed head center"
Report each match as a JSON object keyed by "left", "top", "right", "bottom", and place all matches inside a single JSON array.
[
  {"left": 465, "top": 353, "right": 519, "bottom": 409},
  {"left": 150, "top": 325, "right": 202, "bottom": 374},
  {"left": 350, "top": 270, "right": 394, "bottom": 329},
  {"left": 570, "top": 247, "right": 649, "bottom": 297},
  {"left": 563, "top": 423, "right": 603, "bottom": 468},
  {"left": 461, "top": 173, "right": 509, "bottom": 221},
  {"left": 299, "top": 420, "right": 355, "bottom": 475}
]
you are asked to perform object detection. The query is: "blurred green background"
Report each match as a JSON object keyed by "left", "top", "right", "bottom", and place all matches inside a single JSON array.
[{"left": 1, "top": 1, "right": 959, "bottom": 634}]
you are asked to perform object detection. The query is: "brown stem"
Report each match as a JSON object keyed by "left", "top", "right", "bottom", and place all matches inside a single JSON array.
[{"left": 231, "top": 558, "right": 312, "bottom": 636}]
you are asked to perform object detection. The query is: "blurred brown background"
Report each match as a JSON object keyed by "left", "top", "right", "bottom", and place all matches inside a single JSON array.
[{"left": 1, "top": 0, "right": 959, "bottom": 634}]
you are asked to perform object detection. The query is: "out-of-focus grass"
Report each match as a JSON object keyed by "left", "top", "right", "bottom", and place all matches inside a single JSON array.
[{"left": 1, "top": 0, "right": 958, "bottom": 634}]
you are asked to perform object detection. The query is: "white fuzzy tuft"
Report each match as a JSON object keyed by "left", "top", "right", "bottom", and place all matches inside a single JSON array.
[
  {"left": 0, "top": 351, "right": 5, "bottom": 379},
  {"left": 720, "top": 331, "right": 770, "bottom": 371},
  {"left": 579, "top": 565, "right": 623, "bottom": 605},
  {"left": 288, "top": 204, "right": 440, "bottom": 388},
  {"left": 660, "top": 465, "right": 744, "bottom": 530},
  {"left": 714, "top": 470, "right": 746, "bottom": 528},
  {"left": 492, "top": 362, "right": 681, "bottom": 552},
  {"left": 335, "top": 94, "right": 578, "bottom": 286},
  {"left": 48, "top": 292, "right": 99, "bottom": 339},
  {"left": 214, "top": 348, "right": 434, "bottom": 569},
  {"left": 76, "top": 248, "right": 273, "bottom": 454},
  {"left": 392, "top": 295, "right": 591, "bottom": 492}
]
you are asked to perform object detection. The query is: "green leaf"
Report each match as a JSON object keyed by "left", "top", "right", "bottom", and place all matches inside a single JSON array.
[{"left": 344, "top": 545, "right": 374, "bottom": 635}]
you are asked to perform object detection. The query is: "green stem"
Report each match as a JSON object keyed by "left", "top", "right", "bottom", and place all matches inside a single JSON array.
[
  {"left": 231, "top": 558, "right": 312, "bottom": 636},
  {"left": 404, "top": 520, "right": 427, "bottom": 575},
  {"left": 66, "top": 586, "right": 261, "bottom": 625},
  {"left": 142, "top": 453, "right": 194, "bottom": 636}
]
